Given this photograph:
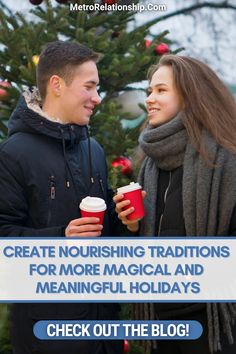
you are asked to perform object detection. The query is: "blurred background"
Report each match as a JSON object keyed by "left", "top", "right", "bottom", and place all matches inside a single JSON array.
[
  {"left": 0, "top": 0, "right": 235, "bottom": 188},
  {"left": 0, "top": 1, "right": 235, "bottom": 353}
]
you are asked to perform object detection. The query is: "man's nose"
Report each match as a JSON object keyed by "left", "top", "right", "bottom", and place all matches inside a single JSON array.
[{"left": 92, "top": 92, "right": 101, "bottom": 105}]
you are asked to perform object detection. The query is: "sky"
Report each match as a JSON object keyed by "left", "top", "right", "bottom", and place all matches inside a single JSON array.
[
  {"left": 136, "top": 0, "right": 236, "bottom": 85},
  {"left": 3, "top": 0, "right": 236, "bottom": 85}
]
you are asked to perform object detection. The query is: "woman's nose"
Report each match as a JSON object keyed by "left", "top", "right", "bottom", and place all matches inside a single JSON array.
[{"left": 146, "top": 93, "right": 155, "bottom": 105}]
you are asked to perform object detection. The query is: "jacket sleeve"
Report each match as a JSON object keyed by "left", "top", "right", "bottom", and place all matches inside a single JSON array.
[
  {"left": 0, "top": 151, "right": 65, "bottom": 237},
  {"left": 106, "top": 180, "right": 139, "bottom": 236},
  {"left": 106, "top": 183, "right": 123, "bottom": 236},
  {"left": 90, "top": 138, "right": 137, "bottom": 236},
  {"left": 229, "top": 204, "right": 236, "bottom": 236}
]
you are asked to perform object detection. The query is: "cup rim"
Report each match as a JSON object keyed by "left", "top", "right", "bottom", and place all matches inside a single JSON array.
[
  {"left": 80, "top": 205, "right": 107, "bottom": 212},
  {"left": 79, "top": 196, "right": 107, "bottom": 212},
  {"left": 117, "top": 182, "right": 142, "bottom": 194}
]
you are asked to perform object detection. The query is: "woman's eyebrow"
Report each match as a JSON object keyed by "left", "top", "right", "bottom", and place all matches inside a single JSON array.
[{"left": 147, "top": 83, "right": 168, "bottom": 92}]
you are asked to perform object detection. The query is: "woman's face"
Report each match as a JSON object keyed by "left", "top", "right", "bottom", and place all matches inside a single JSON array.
[{"left": 146, "top": 65, "right": 182, "bottom": 127}]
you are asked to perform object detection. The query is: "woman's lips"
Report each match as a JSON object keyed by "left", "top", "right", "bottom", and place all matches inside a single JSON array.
[{"left": 148, "top": 108, "right": 160, "bottom": 115}]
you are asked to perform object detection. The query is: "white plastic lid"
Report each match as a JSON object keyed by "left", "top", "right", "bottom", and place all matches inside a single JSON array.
[
  {"left": 79, "top": 196, "right": 107, "bottom": 212},
  {"left": 117, "top": 182, "right": 142, "bottom": 194}
]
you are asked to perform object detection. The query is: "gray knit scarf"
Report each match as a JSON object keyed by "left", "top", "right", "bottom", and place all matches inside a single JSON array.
[{"left": 135, "top": 114, "right": 236, "bottom": 353}]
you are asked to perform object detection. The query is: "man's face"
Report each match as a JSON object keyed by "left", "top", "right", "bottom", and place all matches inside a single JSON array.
[{"left": 58, "top": 61, "right": 101, "bottom": 125}]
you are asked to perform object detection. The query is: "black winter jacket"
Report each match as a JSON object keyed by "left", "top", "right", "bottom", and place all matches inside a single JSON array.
[
  {"left": 0, "top": 91, "right": 123, "bottom": 354},
  {"left": 155, "top": 166, "right": 236, "bottom": 319},
  {"left": 0, "top": 94, "right": 120, "bottom": 237},
  {"left": 156, "top": 166, "right": 236, "bottom": 237}
]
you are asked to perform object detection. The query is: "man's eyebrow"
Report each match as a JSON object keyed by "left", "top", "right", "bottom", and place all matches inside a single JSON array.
[{"left": 84, "top": 80, "right": 99, "bottom": 85}]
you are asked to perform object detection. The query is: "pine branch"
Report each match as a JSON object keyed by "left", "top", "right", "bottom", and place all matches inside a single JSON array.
[
  {"left": 143, "top": 1, "right": 236, "bottom": 27},
  {"left": 0, "top": 0, "right": 14, "bottom": 17}
]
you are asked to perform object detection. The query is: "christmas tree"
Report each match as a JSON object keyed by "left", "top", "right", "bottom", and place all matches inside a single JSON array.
[{"left": 0, "top": 0, "right": 182, "bottom": 187}]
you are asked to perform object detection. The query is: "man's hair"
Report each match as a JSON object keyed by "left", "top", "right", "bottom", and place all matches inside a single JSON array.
[{"left": 36, "top": 41, "right": 99, "bottom": 102}]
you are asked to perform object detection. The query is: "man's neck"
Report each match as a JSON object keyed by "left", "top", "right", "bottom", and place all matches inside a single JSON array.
[{"left": 42, "top": 99, "right": 67, "bottom": 124}]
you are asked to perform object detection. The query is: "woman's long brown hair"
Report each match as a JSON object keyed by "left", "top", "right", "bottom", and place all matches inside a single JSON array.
[{"left": 145, "top": 55, "right": 236, "bottom": 164}]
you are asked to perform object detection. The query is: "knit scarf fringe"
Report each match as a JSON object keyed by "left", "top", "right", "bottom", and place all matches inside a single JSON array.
[{"left": 132, "top": 303, "right": 236, "bottom": 353}]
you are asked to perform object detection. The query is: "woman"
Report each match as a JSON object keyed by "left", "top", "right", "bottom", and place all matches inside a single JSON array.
[{"left": 114, "top": 55, "right": 236, "bottom": 354}]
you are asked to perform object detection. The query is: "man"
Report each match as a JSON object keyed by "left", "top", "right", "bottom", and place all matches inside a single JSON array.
[{"left": 0, "top": 41, "right": 123, "bottom": 354}]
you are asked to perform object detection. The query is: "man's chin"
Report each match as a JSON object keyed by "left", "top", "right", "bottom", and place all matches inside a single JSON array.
[
  {"left": 71, "top": 116, "right": 90, "bottom": 126},
  {"left": 73, "top": 116, "right": 90, "bottom": 126}
]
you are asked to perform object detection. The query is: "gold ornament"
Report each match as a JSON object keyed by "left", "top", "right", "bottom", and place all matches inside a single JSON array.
[
  {"left": 28, "top": 55, "right": 39, "bottom": 69},
  {"left": 32, "top": 55, "right": 39, "bottom": 66}
]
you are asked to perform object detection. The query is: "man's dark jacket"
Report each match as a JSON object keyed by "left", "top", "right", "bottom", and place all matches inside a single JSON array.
[{"left": 0, "top": 91, "right": 123, "bottom": 354}]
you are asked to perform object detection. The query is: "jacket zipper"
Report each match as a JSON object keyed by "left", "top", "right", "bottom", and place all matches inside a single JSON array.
[
  {"left": 93, "top": 173, "right": 105, "bottom": 197},
  {"left": 99, "top": 176, "right": 105, "bottom": 196},
  {"left": 50, "top": 176, "right": 56, "bottom": 199},
  {"left": 158, "top": 171, "right": 172, "bottom": 236},
  {"left": 47, "top": 176, "right": 56, "bottom": 225}
]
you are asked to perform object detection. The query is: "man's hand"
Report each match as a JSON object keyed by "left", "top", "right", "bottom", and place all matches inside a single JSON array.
[
  {"left": 113, "top": 191, "right": 146, "bottom": 232},
  {"left": 65, "top": 217, "right": 103, "bottom": 237}
]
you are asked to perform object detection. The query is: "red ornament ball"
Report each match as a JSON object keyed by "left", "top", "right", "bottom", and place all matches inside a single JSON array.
[
  {"left": 29, "top": 0, "right": 43, "bottom": 5},
  {"left": 155, "top": 43, "right": 169, "bottom": 55},
  {"left": 124, "top": 339, "right": 129, "bottom": 353},
  {"left": 0, "top": 81, "right": 11, "bottom": 100},
  {"left": 145, "top": 39, "right": 151, "bottom": 48},
  {"left": 111, "top": 31, "right": 120, "bottom": 39},
  {"left": 102, "top": 0, "right": 117, "bottom": 4},
  {"left": 111, "top": 156, "right": 133, "bottom": 176}
]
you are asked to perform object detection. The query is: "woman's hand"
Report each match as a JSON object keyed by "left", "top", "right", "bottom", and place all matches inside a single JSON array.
[{"left": 113, "top": 191, "right": 146, "bottom": 232}]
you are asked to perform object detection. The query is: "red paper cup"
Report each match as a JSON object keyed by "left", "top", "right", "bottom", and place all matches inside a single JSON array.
[
  {"left": 80, "top": 209, "right": 105, "bottom": 225},
  {"left": 117, "top": 182, "right": 145, "bottom": 220},
  {"left": 79, "top": 197, "right": 107, "bottom": 225}
]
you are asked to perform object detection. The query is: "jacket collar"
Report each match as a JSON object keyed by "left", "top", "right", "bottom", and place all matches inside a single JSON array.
[{"left": 8, "top": 87, "right": 88, "bottom": 142}]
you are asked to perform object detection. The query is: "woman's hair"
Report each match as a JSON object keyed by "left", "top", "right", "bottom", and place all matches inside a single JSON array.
[{"left": 146, "top": 55, "right": 236, "bottom": 163}]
